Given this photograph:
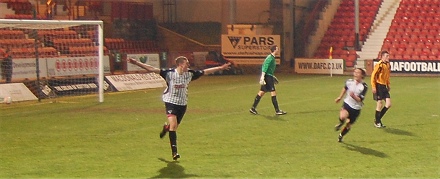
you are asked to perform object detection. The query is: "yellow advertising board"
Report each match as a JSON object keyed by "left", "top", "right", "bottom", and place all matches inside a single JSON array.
[
  {"left": 221, "top": 34, "right": 281, "bottom": 64},
  {"left": 226, "top": 58, "right": 281, "bottom": 65}
]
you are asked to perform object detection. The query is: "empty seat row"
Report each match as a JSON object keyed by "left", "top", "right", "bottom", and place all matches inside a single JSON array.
[
  {"left": 8, "top": 47, "right": 58, "bottom": 58},
  {"left": 384, "top": 45, "right": 439, "bottom": 53},
  {"left": 0, "top": 30, "right": 26, "bottom": 39},
  {"left": 386, "top": 54, "right": 439, "bottom": 61},
  {"left": 0, "top": 39, "right": 41, "bottom": 48},
  {"left": 53, "top": 38, "right": 94, "bottom": 45},
  {"left": 104, "top": 38, "right": 124, "bottom": 44},
  {"left": 4, "top": 14, "right": 47, "bottom": 20},
  {"left": 37, "top": 30, "right": 79, "bottom": 38},
  {"left": 0, "top": 0, "right": 30, "bottom": 2},
  {"left": 67, "top": 46, "right": 109, "bottom": 57},
  {"left": 105, "top": 40, "right": 159, "bottom": 51}
]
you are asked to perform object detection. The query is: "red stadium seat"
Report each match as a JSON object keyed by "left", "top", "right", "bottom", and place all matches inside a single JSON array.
[
  {"left": 410, "top": 55, "right": 420, "bottom": 60},
  {"left": 345, "top": 60, "right": 354, "bottom": 67},
  {"left": 431, "top": 48, "right": 439, "bottom": 55},
  {"left": 428, "top": 55, "right": 438, "bottom": 60},
  {"left": 315, "top": 0, "right": 382, "bottom": 58},
  {"left": 393, "top": 54, "right": 403, "bottom": 60}
]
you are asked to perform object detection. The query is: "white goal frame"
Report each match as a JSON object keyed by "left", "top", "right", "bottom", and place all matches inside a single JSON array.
[{"left": 0, "top": 19, "right": 105, "bottom": 102}]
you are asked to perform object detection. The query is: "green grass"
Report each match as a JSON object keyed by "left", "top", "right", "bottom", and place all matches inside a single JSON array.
[{"left": 1, "top": 74, "right": 439, "bottom": 178}]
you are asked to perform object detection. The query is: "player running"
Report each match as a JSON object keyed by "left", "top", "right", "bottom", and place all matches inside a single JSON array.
[{"left": 334, "top": 68, "right": 368, "bottom": 142}]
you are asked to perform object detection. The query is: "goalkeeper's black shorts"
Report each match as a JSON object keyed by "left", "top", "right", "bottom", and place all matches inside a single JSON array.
[{"left": 260, "top": 75, "right": 276, "bottom": 92}]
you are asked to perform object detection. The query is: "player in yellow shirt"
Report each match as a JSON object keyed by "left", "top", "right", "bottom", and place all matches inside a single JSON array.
[{"left": 371, "top": 50, "right": 391, "bottom": 128}]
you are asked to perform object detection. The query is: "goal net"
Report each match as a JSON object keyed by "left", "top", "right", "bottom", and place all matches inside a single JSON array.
[{"left": 0, "top": 19, "right": 106, "bottom": 102}]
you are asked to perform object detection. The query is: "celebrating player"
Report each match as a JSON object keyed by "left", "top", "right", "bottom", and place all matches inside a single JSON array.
[{"left": 127, "top": 56, "right": 231, "bottom": 160}]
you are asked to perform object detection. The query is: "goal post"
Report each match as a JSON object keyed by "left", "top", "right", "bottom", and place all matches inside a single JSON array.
[{"left": 0, "top": 19, "right": 105, "bottom": 102}]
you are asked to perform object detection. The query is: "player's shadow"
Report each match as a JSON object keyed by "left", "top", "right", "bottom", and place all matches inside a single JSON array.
[
  {"left": 150, "top": 158, "right": 198, "bottom": 178},
  {"left": 383, "top": 127, "right": 416, "bottom": 137},
  {"left": 342, "top": 143, "right": 388, "bottom": 158},
  {"left": 295, "top": 109, "right": 338, "bottom": 114},
  {"left": 261, "top": 114, "right": 287, "bottom": 121}
]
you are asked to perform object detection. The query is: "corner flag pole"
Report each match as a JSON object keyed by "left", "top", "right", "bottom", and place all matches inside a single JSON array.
[{"left": 329, "top": 46, "right": 333, "bottom": 77}]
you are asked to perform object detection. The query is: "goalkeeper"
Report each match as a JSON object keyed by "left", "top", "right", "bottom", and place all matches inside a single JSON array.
[{"left": 249, "top": 45, "right": 286, "bottom": 115}]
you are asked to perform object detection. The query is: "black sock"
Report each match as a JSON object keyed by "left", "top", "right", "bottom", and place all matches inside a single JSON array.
[
  {"left": 252, "top": 95, "right": 261, "bottom": 109},
  {"left": 341, "top": 127, "right": 350, "bottom": 136},
  {"left": 169, "top": 131, "right": 177, "bottom": 153},
  {"left": 271, "top": 96, "right": 279, "bottom": 111},
  {"left": 380, "top": 107, "right": 389, "bottom": 120},
  {"left": 375, "top": 110, "right": 381, "bottom": 123}
]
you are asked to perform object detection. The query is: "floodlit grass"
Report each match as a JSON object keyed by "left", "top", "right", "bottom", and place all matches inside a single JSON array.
[{"left": 0, "top": 74, "right": 439, "bottom": 178}]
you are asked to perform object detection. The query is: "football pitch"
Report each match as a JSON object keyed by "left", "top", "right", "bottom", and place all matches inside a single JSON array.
[{"left": 0, "top": 74, "right": 439, "bottom": 178}]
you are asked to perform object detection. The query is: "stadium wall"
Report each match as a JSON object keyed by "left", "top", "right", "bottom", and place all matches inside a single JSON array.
[{"left": 157, "top": 26, "right": 220, "bottom": 52}]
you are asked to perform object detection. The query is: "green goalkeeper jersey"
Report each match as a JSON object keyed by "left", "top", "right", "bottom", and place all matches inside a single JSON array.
[{"left": 261, "top": 54, "right": 276, "bottom": 76}]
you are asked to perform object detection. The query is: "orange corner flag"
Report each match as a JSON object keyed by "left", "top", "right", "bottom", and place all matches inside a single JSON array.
[{"left": 329, "top": 46, "right": 333, "bottom": 59}]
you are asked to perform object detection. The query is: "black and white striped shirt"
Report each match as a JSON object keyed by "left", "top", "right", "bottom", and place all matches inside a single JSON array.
[
  {"left": 160, "top": 68, "right": 204, "bottom": 105},
  {"left": 344, "top": 79, "right": 368, "bottom": 110}
]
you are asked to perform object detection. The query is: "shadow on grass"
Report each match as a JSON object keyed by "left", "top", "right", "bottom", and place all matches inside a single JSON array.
[
  {"left": 383, "top": 127, "right": 416, "bottom": 137},
  {"left": 295, "top": 109, "right": 338, "bottom": 114},
  {"left": 150, "top": 158, "right": 199, "bottom": 178},
  {"left": 342, "top": 143, "right": 388, "bottom": 158},
  {"left": 261, "top": 114, "right": 287, "bottom": 121}
]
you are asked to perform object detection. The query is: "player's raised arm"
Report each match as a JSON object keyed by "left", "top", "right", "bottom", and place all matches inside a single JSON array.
[
  {"left": 203, "top": 62, "right": 231, "bottom": 75},
  {"left": 127, "top": 58, "right": 161, "bottom": 73}
]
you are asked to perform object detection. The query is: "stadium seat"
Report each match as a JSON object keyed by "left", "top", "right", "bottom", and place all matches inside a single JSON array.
[
  {"left": 428, "top": 55, "right": 438, "bottom": 60},
  {"left": 347, "top": 53, "right": 357, "bottom": 62},
  {"left": 345, "top": 60, "right": 354, "bottom": 67},
  {"left": 323, "top": 0, "right": 439, "bottom": 63},
  {"left": 393, "top": 54, "right": 403, "bottom": 60},
  {"left": 314, "top": 0, "right": 381, "bottom": 58},
  {"left": 431, "top": 48, "right": 439, "bottom": 55}
]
